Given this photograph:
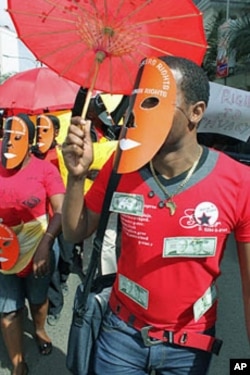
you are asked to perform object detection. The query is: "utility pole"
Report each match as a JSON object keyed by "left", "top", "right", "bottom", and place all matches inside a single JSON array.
[
  {"left": 224, "top": 0, "right": 230, "bottom": 85},
  {"left": 226, "top": 0, "right": 230, "bottom": 21}
]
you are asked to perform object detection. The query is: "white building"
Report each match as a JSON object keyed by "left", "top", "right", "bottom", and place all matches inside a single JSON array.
[
  {"left": 0, "top": 0, "right": 37, "bottom": 77},
  {"left": 0, "top": 25, "right": 19, "bottom": 75},
  {"left": 0, "top": 25, "right": 38, "bottom": 78}
]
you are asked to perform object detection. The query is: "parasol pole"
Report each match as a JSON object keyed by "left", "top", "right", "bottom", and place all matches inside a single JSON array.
[
  {"left": 80, "top": 64, "right": 98, "bottom": 119},
  {"left": 80, "top": 51, "right": 106, "bottom": 119}
]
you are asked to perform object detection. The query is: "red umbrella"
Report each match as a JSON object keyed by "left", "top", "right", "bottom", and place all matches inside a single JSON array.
[
  {"left": 0, "top": 67, "right": 80, "bottom": 116},
  {"left": 7, "top": 0, "right": 207, "bottom": 117}
]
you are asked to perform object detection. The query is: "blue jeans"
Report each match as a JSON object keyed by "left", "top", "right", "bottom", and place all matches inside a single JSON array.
[
  {"left": 93, "top": 308, "right": 214, "bottom": 375},
  {"left": 0, "top": 251, "right": 55, "bottom": 313}
]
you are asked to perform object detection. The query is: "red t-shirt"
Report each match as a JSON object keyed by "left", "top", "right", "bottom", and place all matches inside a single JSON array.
[
  {"left": 85, "top": 148, "right": 250, "bottom": 332},
  {"left": 0, "top": 154, "right": 65, "bottom": 227},
  {"left": 43, "top": 147, "right": 60, "bottom": 171}
]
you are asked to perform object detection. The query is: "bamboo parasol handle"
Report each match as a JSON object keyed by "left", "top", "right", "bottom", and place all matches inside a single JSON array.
[{"left": 80, "top": 57, "right": 102, "bottom": 119}]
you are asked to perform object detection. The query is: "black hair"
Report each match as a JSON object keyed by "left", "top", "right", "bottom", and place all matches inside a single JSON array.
[
  {"left": 17, "top": 113, "right": 35, "bottom": 144},
  {"left": 71, "top": 87, "right": 128, "bottom": 141},
  {"left": 45, "top": 114, "right": 60, "bottom": 131},
  {"left": 159, "top": 56, "right": 210, "bottom": 106}
]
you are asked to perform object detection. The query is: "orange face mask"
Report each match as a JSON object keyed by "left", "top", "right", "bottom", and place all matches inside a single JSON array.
[
  {"left": 1, "top": 116, "right": 29, "bottom": 169},
  {"left": 114, "top": 57, "right": 176, "bottom": 173},
  {"left": 36, "top": 115, "right": 55, "bottom": 154},
  {"left": 0, "top": 223, "right": 19, "bottom": 271}
]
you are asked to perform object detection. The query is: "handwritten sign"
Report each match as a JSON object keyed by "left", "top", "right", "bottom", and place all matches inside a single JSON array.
[{"left": 198, "top": 83, "right": 250, "bottom": 141}]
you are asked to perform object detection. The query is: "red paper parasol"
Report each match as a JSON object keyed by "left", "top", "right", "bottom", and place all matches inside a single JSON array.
[
  {"left": 0, "top": 67, "right": 80, "bottom": 116},
  {"left": 7, "top": 0, "right": 207, "bottom": 117}
]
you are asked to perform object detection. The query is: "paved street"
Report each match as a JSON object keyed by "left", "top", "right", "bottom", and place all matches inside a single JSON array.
[
  {"left": 0, "top": 272, "right": 81, "bottom": 375},
  {"left": 209, "top": 234, "right": 250, "bottom": 375},
  {"left": 0, "top": 233, "right": 249, "bottom": 374}
]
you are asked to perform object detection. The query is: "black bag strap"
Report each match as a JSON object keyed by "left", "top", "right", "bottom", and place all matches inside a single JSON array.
[{"left": 76, "top": 170, "right": 121, "bottom": 314}]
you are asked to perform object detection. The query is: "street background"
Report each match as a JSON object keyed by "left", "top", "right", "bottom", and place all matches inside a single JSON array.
[{"left": 0, "top": 234, "right": 249, "bottom": 374}]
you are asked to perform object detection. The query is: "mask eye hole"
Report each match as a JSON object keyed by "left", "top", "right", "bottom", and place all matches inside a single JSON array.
[
  {"left": 141, "top": 97, "right": 159, "bottom": 109},
  {"left": 3, "top": 240, "right": 11, "bottom": 247}
]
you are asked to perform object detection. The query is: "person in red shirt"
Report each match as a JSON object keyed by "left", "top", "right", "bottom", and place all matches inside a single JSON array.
[
  {"left": 61, "top": 56, "right": 250, "bottom": 375},
  {"left": 32, "top": 114, "right": 75, "bottom": 326},
  {"left": 0, "top": 114, "right": 65, "bottom": 375}
]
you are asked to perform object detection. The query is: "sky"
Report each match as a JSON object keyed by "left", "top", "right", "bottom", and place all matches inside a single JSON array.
[{"left": 0, "top": 0, "right": 39, "bottom": 72}]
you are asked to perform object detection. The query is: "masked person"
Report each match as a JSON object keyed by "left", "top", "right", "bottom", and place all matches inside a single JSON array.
[
  {"left": 69, "top": 89, "right": 128, "bottom": 276},
  {"left": 0, "top": 114, "right": 65, "bottom": 375},
  {"left": 0, "top": 114, "right": 3, "bottom": 139},
  {"left": 32, "top": 114, "right": 61, "bottom": 167},
  {"left": 71, "top": 87, "right": 128, "bottom": 144},
  {"left": 32, "top": 114, "right": 75, "bottom": 326},
  {"left": 62, "top": 56, "right": 250, "bottom": 375}
]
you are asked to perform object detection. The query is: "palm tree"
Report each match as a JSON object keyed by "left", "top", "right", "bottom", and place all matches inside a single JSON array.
[
  {"left": 228, "top": 14, "right": 250, "bottom": 63},
  {"left": 0, "top": 72, "right": 15, "bottom": 84},
  {"left": 202, "top": 11, "right": 226, "bottom": 81}
]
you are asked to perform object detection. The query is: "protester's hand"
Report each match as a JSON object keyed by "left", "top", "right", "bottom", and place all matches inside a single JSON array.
[
  {"left": 33, "top": 236, "right": 51, "bottom": 278},
  {"left": 62, "top": 117, "right": 94, "bottom": 178}
]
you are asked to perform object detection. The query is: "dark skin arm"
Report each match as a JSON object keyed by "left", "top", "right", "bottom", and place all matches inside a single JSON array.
[
  {"left": 237, "top": 241, "right": 250, "bottom": 344},
  {"left": 61, "top": 117, "right": 100, "bottom": 244},
  {"left": 33, "top": 193, "right": 64, "bottom": 277}
]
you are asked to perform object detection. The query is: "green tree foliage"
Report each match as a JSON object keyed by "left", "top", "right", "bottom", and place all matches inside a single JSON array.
[
  {"left": 0, "top": 72, "right": 15, "bottom": 84},
  {"left": 202, "top": 11, "right": 226, "bottom": 81},
  {"left": 228, "top": 14, "right": 250, "bottom": 62}
]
